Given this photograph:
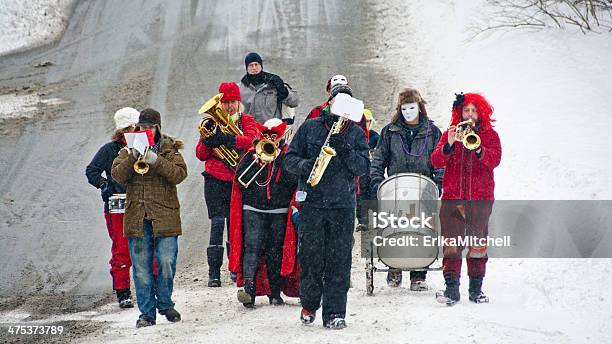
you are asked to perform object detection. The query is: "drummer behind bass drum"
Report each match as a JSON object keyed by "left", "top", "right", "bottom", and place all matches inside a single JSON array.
[{"left": 369, "top": 88, "right": 444, "bottom": 291}]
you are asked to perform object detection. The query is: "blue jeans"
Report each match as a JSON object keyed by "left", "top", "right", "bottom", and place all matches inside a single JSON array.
[{"left": 128, "top": 219, "right": 178, "bottom": 320}]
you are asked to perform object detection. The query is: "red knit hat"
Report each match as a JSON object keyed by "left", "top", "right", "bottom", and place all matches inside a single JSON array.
[{"left": 218, "top": 82, "right": 241, "bottom": 101}]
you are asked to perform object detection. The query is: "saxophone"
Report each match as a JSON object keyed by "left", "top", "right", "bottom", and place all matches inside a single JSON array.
[{"left": 306, "top": 116, "right": 347, "bottom": 186}]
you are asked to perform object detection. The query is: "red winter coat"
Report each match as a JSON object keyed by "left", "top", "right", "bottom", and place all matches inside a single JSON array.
[
  {"left": 431, "top": 127, "right": 501, "bottom": 200},
  {"left": 195, "top": 114, "right": 258, "bottom": 181}
]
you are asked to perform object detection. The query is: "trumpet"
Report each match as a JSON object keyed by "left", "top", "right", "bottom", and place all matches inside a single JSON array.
[
  {"left": 455, "top": 119, "right": 481, "bottom": 150},
  {"left": 237, "top": 139, "right": 280, "bottom": 188},
  {"left": 306, "top": 116, "right": 347, "bottom": 187},
  {"left": 198, "top": 93, "right": 243, "bottom": 168},
  {"left": 133, "top": 147, "right": 150, "bottom": 174}
]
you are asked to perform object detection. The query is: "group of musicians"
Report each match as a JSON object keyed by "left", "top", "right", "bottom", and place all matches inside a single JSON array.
[{"left": 86, "top": 52, "right": 501, "bottom": 329}]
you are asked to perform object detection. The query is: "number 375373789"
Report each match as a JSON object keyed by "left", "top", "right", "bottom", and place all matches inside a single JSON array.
[{"left": 7, "top": 325, "right": 64, "bottom": 335}]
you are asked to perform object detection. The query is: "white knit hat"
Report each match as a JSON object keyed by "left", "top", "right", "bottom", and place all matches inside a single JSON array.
[{"left": 114, "top": 107, "right": 140, "bottom": 129}]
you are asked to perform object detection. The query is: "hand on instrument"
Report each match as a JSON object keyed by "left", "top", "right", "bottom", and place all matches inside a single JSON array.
[
  {"left": 144, "top": 150, "right": 158, "bottom": 165},
  {"left": 131, "top": 148, "right": 140, "bottom": 159},
  {"left": 100, "top": 180, "right": 113, "bottom": 202},
  {"left": 447, "top": 125, "right": 457, "bottom": 146},
  {"left": 203, "top": 130, "right": 225, "bottom": 148},
  {"left": 222, "top": 132, "right": 236, "bottom": 148},
  {"left": 329, "top": 133, "right": 351, "bottom": 157}
]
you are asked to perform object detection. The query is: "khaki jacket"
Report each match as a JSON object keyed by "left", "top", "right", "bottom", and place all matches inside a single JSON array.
[{"left": 111, "top": 134, "right": 187, "bottom": 237}]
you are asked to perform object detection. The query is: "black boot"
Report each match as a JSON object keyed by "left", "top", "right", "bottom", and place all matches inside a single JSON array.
[
  {"left": 116, "top": 289, "right": 134, "bottom": 308},
  {"left": 237, "top": 279, "right": 256, "bottom": 308},
  {"left": 207, "top": 246, "right": 224, "bottom": 287},
  {"left": 226, "top": 241, "right": 237, "bottom": 282},
  {"left": 436, "top": 274, "right": 460, "bottom": 306},
  {"left": 469, "top": 276, "right": 489, "bottom": 303},
  {"left": 386, "top": 269, "right": 402, "bottom": 287}
]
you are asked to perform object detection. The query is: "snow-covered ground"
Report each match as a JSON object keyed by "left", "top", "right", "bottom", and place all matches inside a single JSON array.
[
  {"left": 1, "top": 0, "right": 611, "bottom": 343},
  {"left": 0, "top": 0, "right": 74, "bottom": 56}
]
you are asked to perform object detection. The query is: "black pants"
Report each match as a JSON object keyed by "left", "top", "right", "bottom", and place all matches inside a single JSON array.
[
  {"left": 299, "top": 206, "right": 354, "bottom": 322},
  {"left": 242, "top": 210, "right": 286, "bottom": 296},
  {"left": 203, "top": 174, "right": 231, "bottom": 249}
]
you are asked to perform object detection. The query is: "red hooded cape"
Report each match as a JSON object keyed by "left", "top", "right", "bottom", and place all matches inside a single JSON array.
[{"left": 228, "top": 152, "right": 300, "bottom": 297}]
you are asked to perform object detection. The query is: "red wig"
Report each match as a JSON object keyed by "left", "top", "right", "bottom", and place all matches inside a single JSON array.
[{"left": 450, "top": 93, "right": 495, "bottom": 130}]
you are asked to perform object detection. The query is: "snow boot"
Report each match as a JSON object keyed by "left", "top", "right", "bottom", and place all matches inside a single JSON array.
[
  {"left": 136, "top": 315, "right": 156, "bottom": 328},
  {"left": 300, "top": 308, "right": 316, "bottom": 325},
  {"left": 468, "top": 276, "right": 489, "bottom": 303},
  {"left": 207, "top": 245, "right": 223, "bottom": 287},
  {"left": 324, "top": 314, "right": 347, "bottom": 330},
  {"left": 410, "top": 280, "right": 429, "bottom": 291},
  {"left": 116, "top": 289, "right": 134, "bottom": 308},
  {"left": 386, "top": 269, "right": 402, "bottom": 287},
  {"left": 159, "top": 307, "right": 181, "bottom": 322},
  {"left": 436, "top": 274, "right": 460, "bottom": 306},
  {"left": 268, "top": 294, "right": 285, "bottom": 305},
  {"left": 237, "top": 279, "right": 256, "bottom": 308}
]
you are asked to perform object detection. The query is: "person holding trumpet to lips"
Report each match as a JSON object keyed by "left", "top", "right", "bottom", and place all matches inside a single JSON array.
[
  {"left": 431, "top": 92, "right": 502, "bottom": 306},
  {"left": 111, "top": 108, "right": 187, "bottom": 328}
]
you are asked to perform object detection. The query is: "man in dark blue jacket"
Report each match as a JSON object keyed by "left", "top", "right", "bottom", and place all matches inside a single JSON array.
[{"left": 284, "top": 84, "right": 369, "bottom": 330}]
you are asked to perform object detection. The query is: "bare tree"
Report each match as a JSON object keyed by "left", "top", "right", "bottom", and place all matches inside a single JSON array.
[{"left": 471, "top": 0, "right": 612, "bottom": 36}]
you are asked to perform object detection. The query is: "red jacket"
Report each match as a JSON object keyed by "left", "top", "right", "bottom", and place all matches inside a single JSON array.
[
  {"left": 195, "top": 114, "right": 258, "bottom": 181},
  {"left": 431, "top": 127, "right": 501, "bottom": 200}
]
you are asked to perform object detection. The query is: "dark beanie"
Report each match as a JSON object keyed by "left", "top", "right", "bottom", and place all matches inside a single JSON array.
[
  {"left": 329, "top": 84, "right": 353, "bottom": 100},
  {"left": 245, "top": 52, "right": 263, "bottom": 69},
  {"left": 137, "top": 108, "right": 161, "bottom": 127}
]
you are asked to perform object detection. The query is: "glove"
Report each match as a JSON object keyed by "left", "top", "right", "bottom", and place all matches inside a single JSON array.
[
  {"left": 370, "top": 183, "right": 380, "bottom": 200},
  {"left": 329, "top": 133, "right": 351, "bottom": 157},
  {"left": 144, "top": 150, "right": 158, "bottom": 165},
  {"left": 222, "top": 133, "right": 236, "bottom": 148},
  {"left": 202, "top": 130, "right": 225, "bottom": 148},
  {"left": 131, "top": 148, "right": 140, "bottom": 159},
  {"left": 269, "top": 75, "right": 288, "bottom": 101},
  {"left": 100, "top": 180, "right": 113, "bottom": 202}
]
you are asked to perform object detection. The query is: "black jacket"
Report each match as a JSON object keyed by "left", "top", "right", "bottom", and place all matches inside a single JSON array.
[
  {"left": 284, "top": 113, "right": 370, "bottom": 209},
  {"left": 86, "top": 141, "right": 126, "bottom": 209},
  {"left": 236, "top": 147, "right": 297, "bottom": 210},
  {"left": 370, "top": 118, "right": 444, "bottom": 196}
]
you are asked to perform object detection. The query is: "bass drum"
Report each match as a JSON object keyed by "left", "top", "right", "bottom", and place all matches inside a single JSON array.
[{"left": 376, "top": 173, "right": 440, "bottom": 270}]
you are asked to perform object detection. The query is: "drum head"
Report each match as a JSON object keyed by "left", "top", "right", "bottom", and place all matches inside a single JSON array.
[{"left": 375, "top": 173, "right": 440, "bottom": 270}]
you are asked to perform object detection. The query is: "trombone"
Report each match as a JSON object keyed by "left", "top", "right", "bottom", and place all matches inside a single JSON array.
[{"left": 237, "top": 139, "right": 280, "bottom": 188}]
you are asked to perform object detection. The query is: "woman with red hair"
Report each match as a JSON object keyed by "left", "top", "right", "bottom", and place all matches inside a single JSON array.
[{"left": 431, "top": 92, "right": 502, "bottom": 305}]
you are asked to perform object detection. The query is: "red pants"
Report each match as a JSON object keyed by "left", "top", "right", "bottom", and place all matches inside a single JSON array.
[
  {"left": 439, "top": 201, "right": 493, "bottom": 278},
  {"left": 104, "top": 212, "right": 158, "bottom": 290}
]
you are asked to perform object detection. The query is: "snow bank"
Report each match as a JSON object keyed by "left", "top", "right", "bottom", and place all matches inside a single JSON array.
[{"left": 0, "top": 0, "right": 75, "bottom": 56}]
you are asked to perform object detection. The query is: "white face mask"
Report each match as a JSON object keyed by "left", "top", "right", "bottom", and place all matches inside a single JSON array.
[{"left": 401, "top": 102, "right": 419, "bottom": 122}]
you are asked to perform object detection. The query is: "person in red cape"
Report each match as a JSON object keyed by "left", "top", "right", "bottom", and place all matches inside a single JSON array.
[
  {"left": 431, "top": 92, "right": 502, "bottom": 305},
  {"left": 195, "top": 82, "right": 258, "bottom": 287},
  {"left": 228, "top": 118, "right": 299, "bottom": 308}
]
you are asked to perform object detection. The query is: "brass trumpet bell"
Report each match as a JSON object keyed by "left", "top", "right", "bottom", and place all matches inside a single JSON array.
[{"left": 455, "top": 119, "right": 481, "bottom": 151}]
